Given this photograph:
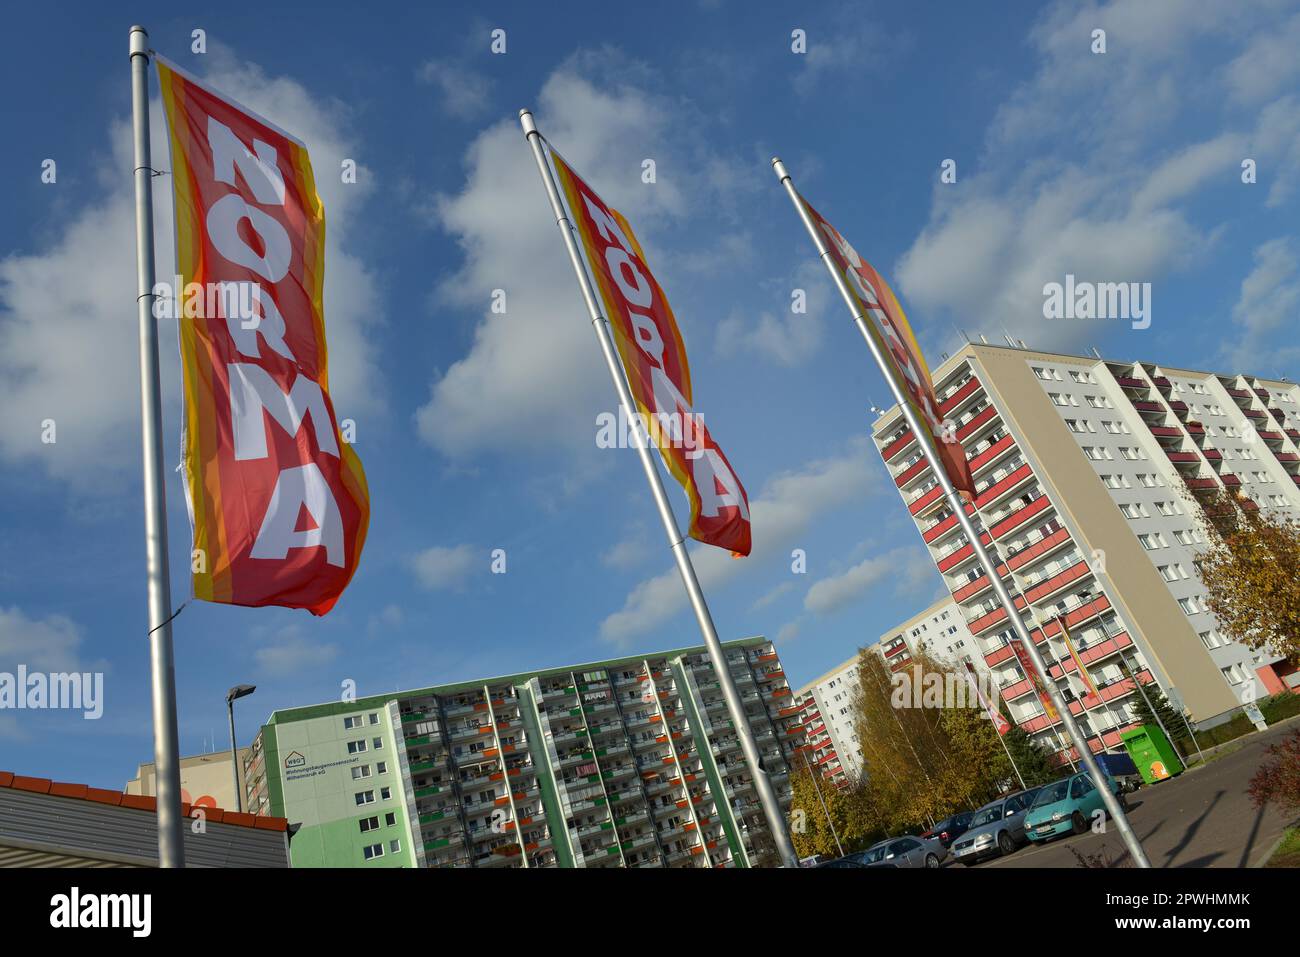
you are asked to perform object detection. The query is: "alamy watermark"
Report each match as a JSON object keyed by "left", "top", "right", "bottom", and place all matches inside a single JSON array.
[
  {"left": 1043, "top": 274, "right": 1151, "bottom": 330},
  {"left": 0, "top": 666, "right": 103, "bottom": 719},
  {"left": 596, "top": 406, "right": 706, "bottom": 457}
]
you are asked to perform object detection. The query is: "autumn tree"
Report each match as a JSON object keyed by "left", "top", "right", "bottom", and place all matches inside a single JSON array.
[{"left": 1189, "top": 485, "right": 1300, "bottom": 659}]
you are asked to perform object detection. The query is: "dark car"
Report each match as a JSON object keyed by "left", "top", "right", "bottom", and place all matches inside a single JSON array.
[
  {"left": 921, "top": 811, "right": 974, "bottom": 848},
  {"left": 815, "top": 856, "right": 868, "bottom": 868}
]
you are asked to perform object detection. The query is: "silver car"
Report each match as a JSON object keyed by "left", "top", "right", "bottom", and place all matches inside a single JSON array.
[
  {"left": 949, "top": 787, "right": 1042, "bottom": 866},
  {"left": 851, "top": 835, "right": 948, "bottom": 869}
]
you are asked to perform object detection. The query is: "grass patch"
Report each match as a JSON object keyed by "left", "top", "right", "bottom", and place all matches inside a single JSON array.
[{"left": 1265, "top": 827, "right": 1300, "bottom": 868}]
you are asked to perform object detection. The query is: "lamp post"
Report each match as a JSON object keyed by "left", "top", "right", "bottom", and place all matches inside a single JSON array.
[{"left": 226, "top": 684, "right": 256, "bottom": 812}]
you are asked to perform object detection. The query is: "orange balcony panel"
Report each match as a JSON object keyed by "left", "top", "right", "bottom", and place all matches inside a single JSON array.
[
  {"left": 984, "top": 643, "right": 1015, "bottom": 667},
  {"left": 957, "top": 405, "right": 998, "bottom": 442},
  {"left": 975, "top": 463, "right": 1034, "bottom": 508},
  {"left": 1023, "top": 559, "right": 1091, "bottom": 604},
  {"left": 881, "top": 429, "right": 916, "bottom": 463},
  {"left": 895, "top": 456, "right": 932, "bottom": 487},
  {"left": 991, "top": 495, "right": 1051, "bottom": 539},
  {"left": 968, "top": 433, "right": 1016, "bottom": 473},
  {"left": 940, "top": 376, "right": 982, "bottom": 415}
]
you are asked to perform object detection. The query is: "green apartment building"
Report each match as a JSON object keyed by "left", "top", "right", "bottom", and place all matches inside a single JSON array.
[{"left": 244, "top": 636, "right": 804, "bottom": 868}]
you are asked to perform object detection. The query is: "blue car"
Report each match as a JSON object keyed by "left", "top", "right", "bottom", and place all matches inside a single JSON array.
[{"left": 1024, "top": 771, "right": 1128, "bottom": 842}]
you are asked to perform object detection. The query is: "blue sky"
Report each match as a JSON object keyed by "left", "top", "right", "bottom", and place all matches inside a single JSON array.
[{"left": 2, "top": 0, "right": 1299, "bottom": 789}]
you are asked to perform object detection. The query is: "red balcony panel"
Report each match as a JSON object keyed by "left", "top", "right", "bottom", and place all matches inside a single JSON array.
[
  {"left": 1165, "top": 450, "right": 1199, "bottom": 463},
  {"left": 968, "top": 433, "right": 1016, "bottom": 473},
  {"left": 975, "top": 463, "right": 1034, "bottom": 508},
  {"left": 1133, "top": 400, "right": 1163, "bottom": 413},
  {"left": 1167, "top": 400, "right": 1188, "bottom": 413},
  {"left": 940, "top": 376, "right": 983, "bottom": 415},
  {"left": 1185, "top": 422, "right": 1205, "bottom": 434},
  {"left": 1276, "top": 452, "right": 1300, "bottom": 463},
  {"left": 936, "top": 543, "right": 974, "bottom": 573},
  {"left": 1202, "top": 449, "right": 1223, "bottom": 461},
  {"left": 990, "top": 494, "right": 1051, "bottom": 539},
  {"left": 984, "top": 643, "right": 1015, "bottom": 668},
  {"left": 1245, "top": 409, "right": 1267, "bottom": 419},
  {"left": 922, "top": 512, "right": 959, "bottom": 544},
  {"left": 1242, "top": 500, "right": 1260, "bottom": 512},
  {"left": 908, "top": 484, "right": 944, "bottom": 515},
  {"left": 957, "top": 405, "right": 998, "bottom": 442},
  {"left": 1287, "top": 429, "right": 1300, "bottom": 440},
  {"left": 883, "top": 642, "right": 907, "bottom": 659},
  {"left": 1258, "top": 430, "right": 1283, "bottom": 441},
  {"left": 968, "top": 595, "right": 1028, "bottom": 636},
  {"left": 894, "top": 456, "right": 931, "bottom": 487},
  {"left": 1226, "top": 388, "right": 1251, "bottom": 399},
  {"left": 1006, "top": 526, "right": 1071, "bottom": 572},
  {"left": 1000, "top": 678, "right": 1034, "bottom": 701},
  {"left": 1114, "top": 376, "right": 1145, "bottom": 389},
  {"left": 1043, "top": 595, "right": 1112, "bottom": 632},
  {"left": 1185, "top": 477, "right": 1218, "bottom": 489},
  {"left": 1222, "top": 474, "right": 1242, "bottom": 486},
  {"left": 1023, "top": 560, "right": 1091, "bottom": 605},
  {"left": 1152, "top": 376, "right": 1172, "bottom": 388},
  {"left": 881, "top": 429, "right": 915, "bottom": 463},
  {"left": 1149, "top": 426, "right": 1182, "bottom": 438}
]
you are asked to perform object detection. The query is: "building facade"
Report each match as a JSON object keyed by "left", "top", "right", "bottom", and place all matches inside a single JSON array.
[
  {"left": 126, "top": 748, "right": 249, "bottom": 812},
  {"left": 872, "top": 342, "right": 1300, "bottom": 764},
  {"left": 245, "top": 636, "right": 803, "bottom": 868}
]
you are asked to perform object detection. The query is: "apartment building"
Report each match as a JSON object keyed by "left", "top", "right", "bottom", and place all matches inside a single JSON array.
[
  {"left": 872, "top": 342, "right": 1300, "bottom": 764},
  {"left": 796, "top": 597, "right": 986, "bottom": 784},
  {"left": 243, "top": 636, "right": 802, "bottom": 868}
]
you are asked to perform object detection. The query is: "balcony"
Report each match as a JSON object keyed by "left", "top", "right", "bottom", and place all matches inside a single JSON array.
[
  {"left": 940, "top": 376, "right": 983, "bottom": 415},
  {"left": 1202, "top": 448, "right": 1222, "bottom": 461},
  {"left": 1049, "top": 631, "right": 1132, "bottom": 678},
  {"left": 968, "top": 433, "right": 1017, "bottom": 474},
  {"left": 1067, "top": 670, "right": 1155, "bottom": 711},
  {"left": 1006, "top": 525, "right": 1072, "bottom": 572},
  {"left": 1225, "top": 388, "right": 1251, "bottom": 399},
  {"left": 1114, "top": 376, "right": 1146, "bottom": 389},
  {"left": 984, "top": 643, "right": 1016, "bottom": 668},
  {"left": 1023, "top": 559, "right": 1092, "bottom": 605},
  {"left": 880, "top": 429, "right": 915, "bottom": 463},
  {"left": 967, "top": 595, "right": 1029, "bottom": 636},
  {"left": 975, "top": 463, "right": 1035, "bottom": 509},
  {"left": 1132, "top": 400, "right": 1163, "bottom": 414},
  {"left": 1258, "top": 430, "right": 1284, "bottom": 442},
  {"left": 1167, "top": 400, "right": 1188, "bottom": 413},
  {"left": 1044, "top": 595, "right": 1112, "bottom": 631},
  {"left": 1244, "top": 409, "right": 1268, "bottom": 420},
  {"left": 1165, "top": 450, "right": 1199, "bottom": 464},
  {"left": 990, "top": 494, "right": 1051, "bottom": 539},
  {"left": 1149, "top": 426, "right": 1182, "bottom": 438},
  {"left": 1276, "top": 452, "right": 1300, "bottom": 463},
  {"left": 894, "top": 455, "right": 931, "bottom": 488},
  {"left": 1185, "top": 422, "right": 1205, "bottom": 435},
  {"left": 922, "top": 511, "right": 960, "bottom": 544},
  {"left": 957, "top": 405, "right": 999, "bottom": 442},
  {"left": 1185, "top": 477, "right": 1218, "bottom": 490},
  {"left": 1151, "top": 376, "right": 1172, "bottom": 389},
  {"left": 1222, "top": 474, "right": 1242, "bottom": 487},
  {"left": 952, "top": 565, "right": 1009, "bottom": 604},
  {"left": 908, "top": 484, "right": 944, "bottom": 516},
  {"left": 999, "top": 677, "right": 1035, "bottom": 702}
]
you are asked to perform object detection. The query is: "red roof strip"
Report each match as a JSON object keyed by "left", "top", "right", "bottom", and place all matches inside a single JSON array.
[{"left": 0, "top": 771, "right": 287, "bottom": 832}]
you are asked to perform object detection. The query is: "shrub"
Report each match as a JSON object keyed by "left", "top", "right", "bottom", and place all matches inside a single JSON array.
[{"left": 1248, "top": 728, "right": 1300, "bottom": 814}]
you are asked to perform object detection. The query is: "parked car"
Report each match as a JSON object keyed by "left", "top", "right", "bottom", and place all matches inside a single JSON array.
[
  {"left": 799, "top": 854, "right": 828, "bottom": 868},
  {"left": 921, "top": 811, "right": 974, "bottom": 848},
  {"left": 815, "top": 856, "right": 868, "bottom": 868},
  {"left": 1096, "top": 752, "right": 1142, "bottom": 793},
  {"left": 949, "top": 787, "right": 1042, "bottom": 865},
  {"left": 1024, "top": 771, "right": 1126, "bottom": 842},
  {"left": 850, "top": 835, "right": 947, "bottom": 868}
]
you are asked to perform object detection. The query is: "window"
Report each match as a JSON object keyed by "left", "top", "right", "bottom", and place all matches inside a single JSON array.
[
  {"left": 362, "top": 843, "right": 384, "bottom": 860},
  {"left": 1103, "top": 420, "right": 1128, "bottom": 434},
  {"left": 1120, "top": 447, "right": 1143, "bottom": 461},
  {"left": 389, "top": 839, "right": 402, "bottom": 854},
  {"left": 1178, "top": 596, "right": 1202, "bottom": 615},
  {"left": 1138, "top": 533, "right": 1165, "bottom": 550},
  {"left": 368, "top": 713, "right": 380, "bottom": 725},
  {"left": 359, "top": 815, "right": 380, "bottom": 833},
  {"left": 1066, "top": 419, "right": 1094, "bottom": 434},
  {"left": 347, "top": 739, "right": 368, "bottom": 754},
  {"left": 1119, "top": 503, "right": 1144, "bottom": 519},
  {"left": 351, "top": 765, "right": 372, "bottom": 780},
  {"left": 1200, "top": 630, "right": 1226, "bottom": 650},
  {"left": 355, "top": 790, "right": 375, "bottom": 806},
  {"left": 380, "top": 787, "right": 392, "bottom": 801},
  {"left": 373, "top": 737, "right": 384, "bottom": 750},
  {"left": 343, "top": 716, "right": 363, "bottom": 730},
  {"left": 1158, "top": 565, "right": 1177, "bottom": 583},
  {"left": 376, "top": 761, "right": 388, "bottom": 775},
  {"left": 385, "top": 812, "right": 397, "bottom": 827}
]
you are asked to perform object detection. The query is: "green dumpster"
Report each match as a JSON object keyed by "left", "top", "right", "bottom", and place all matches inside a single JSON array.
[{"left": 1120, "top": 723, "right": 1184, "bottom": 785}]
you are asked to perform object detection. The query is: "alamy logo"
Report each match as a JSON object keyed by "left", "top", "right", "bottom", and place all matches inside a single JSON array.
[
  {"left": 0, "top": 666, "right": 102, "bottom": 719},
  {"left": 49, "top": 887, "right": 151, "bottom": 937},
  {"left": 1042, "top": 274, "right": 1151, "bottom": 329}
]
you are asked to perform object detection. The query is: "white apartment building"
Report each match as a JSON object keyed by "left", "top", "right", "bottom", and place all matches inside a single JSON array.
[
  {"left": 872, "top": 343, "right": 1300, "bottom": 766},
  {"left": 796, "top": 597, "right": 985, "bottom": 784}
]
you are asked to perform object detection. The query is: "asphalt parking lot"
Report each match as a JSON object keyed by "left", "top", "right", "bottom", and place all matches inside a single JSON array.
[{"left": 970, "top": 716, "right": 1300, "bottom": 868}]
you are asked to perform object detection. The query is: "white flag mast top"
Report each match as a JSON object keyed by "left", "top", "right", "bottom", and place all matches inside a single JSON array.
[
  {"left": 520, "top": 109, "right": 797, "bottom": 867},
  {"left": 771, "top": 156, "right": 1151, "bottom": 869}
]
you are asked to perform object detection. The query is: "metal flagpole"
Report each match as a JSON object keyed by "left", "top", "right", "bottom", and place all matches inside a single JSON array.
[
  {"left": 966, "top": 659, "right": 1026, "bottom": 790},
  {"left": 1121, "top": 658, "right": 1189, "bottom": 768},
  {"left": 772, "top": 157, "right": 1151, "bottom": 868},
  {"left": 800, "top": 748, "right": 843, "bottom": 858},
  {"left": 521, "top": 110, "right": 798, "bottom": 867},
  {"left": 130, "top": 25, "right": 185, "bottom": 867}
]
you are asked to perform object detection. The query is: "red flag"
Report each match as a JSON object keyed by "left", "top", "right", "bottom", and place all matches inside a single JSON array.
[
  {"left": 799, "top": 197, "right": 974, "bottom": 497},
  {"left": 547, "top": 145, "right": 752, "bottom": 555},
  {"left": 157, "top": 57, "right": 369, "bottom": 614}
]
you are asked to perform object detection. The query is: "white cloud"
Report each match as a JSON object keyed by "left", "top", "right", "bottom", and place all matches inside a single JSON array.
[
  {"left": 601, "top": 527, "right": 654, "bottom": 570},
  {"left": 715, "top": 262, "right": 828, "bottom": 366},
  {"left": 0, "top": 605, "right": 87, "bottom": 673},
  {"left": 418, "top": 60, "right": 493, "bottom": 119},
  {"left": 894, "top": 0, "right": 1299, "bottom": 350},
  {"left": 1227, "top": 238, "right": 1300, "bottom": 371},
  {"left": 410, "top": 544, "right": 479, "bottom": 591},
  {"left": 802, "top": 546, "right": 935, "bottom": 615},
  {"left": 416, "top": 52, "right": 752, "bottom": 461},
  {"left": 599, "top": 439, "right": 878, "bottom": 645},
  {"left": 253, "top": 624, "right": 339, "bottom": 676},
  {"left": 0, "top": 46, "right": 384, "bottom": 492}
]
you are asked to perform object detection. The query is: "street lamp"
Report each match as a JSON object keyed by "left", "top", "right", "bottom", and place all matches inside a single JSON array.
[{"left": 225, "top": 684, "right": 256, "bottom": 812}]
